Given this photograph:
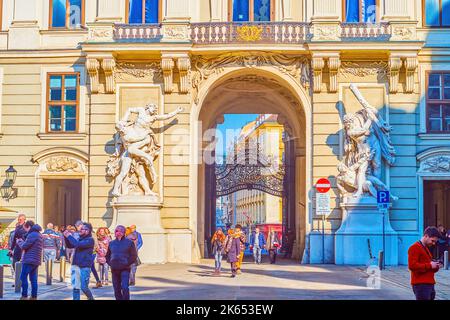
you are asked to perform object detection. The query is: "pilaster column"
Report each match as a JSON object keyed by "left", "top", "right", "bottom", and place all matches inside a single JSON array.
[
  {"left": 210, "top": 0, "right": 222, "bottom": 22},
  {"left": 312, "top": 0, "right": 339, "bottom": 19},
  {"left": 177, "top": 56, "right": 191, "bottom": 94},
  {"left": 328, "top": 55, "right": 341, "bottom": 93},
  {"left": 9, "top": 0, "right": 40, "bottom": 50},
  {"left": 388, "top": 55, "right": 402, "bottom": 94},
  {"left": 312, "top": 56, "right": 325, "bottom": 93},
  {"left": 404, "top": 56, "right": 418, "bottom": 94},
  {"left": 96, "top": 0, "right": 123, "bottom": 22},
  {"left": 162, "top": 0, "right": 191, "bottom": 42},
  {"left": 102, "top": 58, "right": 116, "bottom": 94},
  {"left": 87, "top": 58, "right": 101, "bottom": 94},
  {"left": 281, "top": 0, "right": 293, "bottom": 21},
  {"left": 162, "top": 56, "right": 175, "bottom": 94}
]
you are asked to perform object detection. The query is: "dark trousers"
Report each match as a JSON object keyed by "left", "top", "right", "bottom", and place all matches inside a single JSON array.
[
  {"left": 91, "top": 263, "right": 100, "bottom": 283},
  {"left": 269, "top": 249, "right": 277, "bottom": 264},
  {"left": 230, "top": 262, "right": 237, "bottom": 275},
  {"left": 112, "top": 269, "right": 131, "bottom": 300},
  {"left": 20, "top": 263, "right": 38, "bottom": 298},
  {"left": 412, "top": 284, "right": 436, "bottom": 300}
]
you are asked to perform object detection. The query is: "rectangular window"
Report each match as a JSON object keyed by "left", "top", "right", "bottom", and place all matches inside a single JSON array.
[
  {"left": 424, "top": 0, "right": 450, "bottom": 27},
  {"left": 127, "top": 0, "right": 160, "bottom": 24},
  {"left": 343, "top": 0, "right": 377, "bottom": 23},
  {"left": 230, "top": 0, "right": 274, "bottom": 22},
  {"left": 427, "top": 72, "right": 450, "bottom": 132},
  {"left": 50, "top": 0, "right": 85, "bottom": 28},
  {"left": 47, "top": 73, "right": 79, "bottom": 132}
]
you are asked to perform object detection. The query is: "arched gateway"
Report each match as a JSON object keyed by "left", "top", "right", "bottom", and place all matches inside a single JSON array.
[{"left": 188, "top": 55, "right": 312, "bottom": 262}]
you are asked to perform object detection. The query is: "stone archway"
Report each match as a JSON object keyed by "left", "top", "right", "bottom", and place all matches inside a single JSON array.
[{"left": 189, "top": 58, "right": 312, "bottom": 263}]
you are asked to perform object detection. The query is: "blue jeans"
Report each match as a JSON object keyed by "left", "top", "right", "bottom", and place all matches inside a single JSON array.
[
  {"left": 214, "top": 252, "right": 223, "bottom": 271},
  {"left": 72, "top": 266, "right": 94, "bottom": 300},
  {"left": 20, "top": 263, "right": 39, "bottom": 298},
  {"left": 112, "top": 269, "right": 130, "bottom": 300},
  {"left": 253, "top": 246, "right": 262, "bottom": 263}
]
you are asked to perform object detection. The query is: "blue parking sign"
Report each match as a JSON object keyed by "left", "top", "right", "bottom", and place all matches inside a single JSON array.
[{"left": 377, "top": 190, "right": 389, "bottom": 204}]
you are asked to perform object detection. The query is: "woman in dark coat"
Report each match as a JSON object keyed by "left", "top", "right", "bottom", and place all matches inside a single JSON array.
[
  {"left": 17, "top": 221, "right": 43, "bottom": 300},
  {"left": 224, "top": 229, "right": 241, "bottom": 278}
]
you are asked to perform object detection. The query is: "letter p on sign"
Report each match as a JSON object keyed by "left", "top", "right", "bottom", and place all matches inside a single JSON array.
[{"left": 377, "top": 190, "right": 389, "bottom": 204}]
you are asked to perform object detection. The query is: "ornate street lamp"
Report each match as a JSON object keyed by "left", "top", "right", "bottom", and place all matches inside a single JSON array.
[{"left": 1, "top": 166, "right": 17, "bottom": 201}]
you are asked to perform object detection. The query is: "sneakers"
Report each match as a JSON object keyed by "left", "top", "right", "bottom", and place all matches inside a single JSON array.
[
  {"left": 93, "top": 281, "right": 102, "bottom": 289},
  {"left": 231, "top": 274, "right": 236, "bottom": 278},
  {"left": 236, "top": 269, "right": 242, "bottom": 275}
]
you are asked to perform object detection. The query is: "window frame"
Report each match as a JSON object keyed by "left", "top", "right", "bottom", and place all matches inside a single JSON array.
[
  {"left": 227, "top": 0, "right": 275, "bottom": 22},
  {"left": 46, "top": 72, "right": 80, "bottom": 133},
  {"left": 125, "top": 0, "right": 162, "bottom": 24},
  {"left": 426, "top": 71, "right": 450, "bottom": 133},
  {"left": 49, "top": 0, "right": 86, "bottom": 29},
  {"left": 422, "top": 0, "right": 450, "bottom": 28},
  {"left": 342, "top": 0, "right": 380, "bottom": 23}
]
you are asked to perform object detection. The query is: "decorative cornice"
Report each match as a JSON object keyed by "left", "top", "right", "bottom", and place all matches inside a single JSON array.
[
  {"left": 340, "top": 61, "right": 389, "bottom": 79},
  {"left": 388, "top": 56, "right": 402, "bottom": 94},
  {"left": 161, "top": 57, "right": 175, "bottom": 94},
  {"left": 32, "top": 147, "right": 89, "bottom": 164},
  {"left": 102, "top": 58, "right": 116, "bottom": 94},
  {"left": 114, "top": 61, "right": 162, "bottom": 81},
  {"left": 405, "top": 56, "right": 418, "bottom": 94},
  {"left": 177, "top": 57, "right": 191, "bottom": 94},
  {"left": 86, "top": 58, "right": 100, "bottom": 94},
  {"left": 311, "top": 56, "right": 325, "bottom": 93},
  {"left": 190, "top": 52, "right": 310, "bottom": 104},
  {"left": 327, "top": 56, "right": 340, "bottom": 93}
]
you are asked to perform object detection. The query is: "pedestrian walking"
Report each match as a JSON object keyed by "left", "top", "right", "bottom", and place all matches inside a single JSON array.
[
  {"left": 96, "top": 227, "right": 111, "bottom": 286},
  {"left": 224, "top": 227, "right": 241, "bottom": 278},
  {"left": 106, "top": 225, "right": 137, "bottom": 300},
  {"left": 234, "top": 225, "right": 246, "bottom": 274},
  {"left": 64, "top": 225, "right": 76, "bottom": 263},
  {"left": 16, "top": 220, "right": 43, "bottom": 300},
  {"left": 267, "top": 229, "right": 281, "bottom": 264},
  {"left": 283, "top": 228, "right": 295, "bottom": 259},
  {"left": 9, "top": 213, "right": 27, "bottom": 275},
  {"left": 127, "top": 225, "right": 142, "bottom": 286},
  {"left": 437, "top": 225, "right": 448, "bottom": 262},
  {"left": 211, "top": 227, "right": 226, "bottom": 275},
  {"left": 53, "top": 225, "right": 64, "bottom": 261},
  {"left": 91, "top": 233, "right": 103, "bottom": 289},
  {"left": 408, "top": 226, "right": 443, "bottom": 300},
  {"left": 42, "top": 223, "right": 60, "bottom": 273},
  {"left": 249, "top": 227, "right": 266, "bottom": 264},
  {"left": 63, "top": 223, "right": 95, "bottom": 300}
]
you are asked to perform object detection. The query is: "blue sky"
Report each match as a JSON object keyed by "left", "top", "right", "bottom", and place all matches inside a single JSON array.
[{"left": 215, "top": 114, "right": 259, "bottom": 162}]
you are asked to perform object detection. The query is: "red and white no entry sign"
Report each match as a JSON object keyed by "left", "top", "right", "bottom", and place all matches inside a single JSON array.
[{"left": 315, "top": 178, "right": 331, "bottom": 193}]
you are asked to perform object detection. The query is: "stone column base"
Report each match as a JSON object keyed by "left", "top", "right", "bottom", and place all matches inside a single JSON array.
[
  {"left": 112, "top": 195, "right": 167, "bottom": 264},
  {"left": 335, "top": 197, "right": 398, "bottom": 265}
]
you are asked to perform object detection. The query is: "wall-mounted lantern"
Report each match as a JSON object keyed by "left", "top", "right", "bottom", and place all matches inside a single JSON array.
[{"left": 0, "top": 166, "right": 17, "bottom": 201}]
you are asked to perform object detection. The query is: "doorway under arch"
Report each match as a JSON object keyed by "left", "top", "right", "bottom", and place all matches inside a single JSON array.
[{"left": 190, "top": 68, "right": 312, "bottom": 263}]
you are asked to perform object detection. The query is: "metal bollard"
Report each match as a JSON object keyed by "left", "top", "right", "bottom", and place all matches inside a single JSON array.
[
  {"left": 378, "top": 251, "right": 384, "bottom": 270},
  {"left": 59, "top": 256, "right": 66, "bottom": 282},
  {"left": 14, "top": 262, "right": 22, "bottom": 293},
  {"left": 0, "top": 265, "right": 3, "bottom": 299},
  {"left": 444, "top": 251, "right": 448, "bottom": 270},
  {"left": 46, "top": 260, "right": 53, "bottom": 285}
]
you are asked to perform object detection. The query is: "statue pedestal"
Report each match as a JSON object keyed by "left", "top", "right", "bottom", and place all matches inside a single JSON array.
[
  {"left": 335, "top": 197, "right": 398, "bottom": 265},
  {"left": 112, "top": 195, "right": 167, "bottom": 264}
]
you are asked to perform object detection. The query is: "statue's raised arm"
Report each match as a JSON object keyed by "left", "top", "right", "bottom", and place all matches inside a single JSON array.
[{"left": 154, "top": 106, "right": 184, "bottom": 121}]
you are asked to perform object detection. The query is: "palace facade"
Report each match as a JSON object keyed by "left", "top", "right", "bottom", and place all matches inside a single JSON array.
[{"left": 0, "top": 0, "right": 448, "bottom": 264}]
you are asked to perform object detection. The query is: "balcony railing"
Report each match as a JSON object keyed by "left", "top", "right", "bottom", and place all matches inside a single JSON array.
[
  {"left": 112, "top": 22, "right": 393, "bottom": 43},
  {"left": 190, "top": 22, "right": 311, "bottom": 44},
  {"left": 114, "top": 23, "right": 162, "bottom": 41},
  {"left": 340, "top": 22, "right": 391, "bottom": 40}
]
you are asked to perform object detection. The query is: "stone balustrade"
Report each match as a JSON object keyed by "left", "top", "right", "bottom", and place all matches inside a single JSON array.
[{"left": 340, "top": 22, "right": 391, "bottom": 40}]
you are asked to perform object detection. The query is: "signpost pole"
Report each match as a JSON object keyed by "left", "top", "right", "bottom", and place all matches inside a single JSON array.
[
  {"left": 382, "top": 208, "right": 386, "bottom": 270},
  {"left": 322, "top": 214, "right": 325, "bottom": 264}
]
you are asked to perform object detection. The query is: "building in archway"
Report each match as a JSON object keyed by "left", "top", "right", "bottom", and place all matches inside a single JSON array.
[{"left": 0, "top": 0, "right": 446, "bottom": 265}]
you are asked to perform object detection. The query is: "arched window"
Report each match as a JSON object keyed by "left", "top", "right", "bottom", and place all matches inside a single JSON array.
[
  {"left": 229, "top": 0, "right": 274, "bottom": 22},
  {"left": 50, "top": 0, "right": 85, "bottom": 29},
  {"left": 343, "top": 0, "right": 377, "bottom": 23},
  {"left": 126, "top": 0, "right": 161, "bottom": 24}
]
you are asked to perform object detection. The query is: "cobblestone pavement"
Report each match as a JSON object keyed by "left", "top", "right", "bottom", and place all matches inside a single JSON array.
[{"left": 1, "top": 257, "right": 448, "bottom": 300}]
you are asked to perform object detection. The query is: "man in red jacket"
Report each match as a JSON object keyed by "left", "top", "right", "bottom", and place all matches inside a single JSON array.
[{"left": 408, "top": 226, "right": 443, "bottom": 300}]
